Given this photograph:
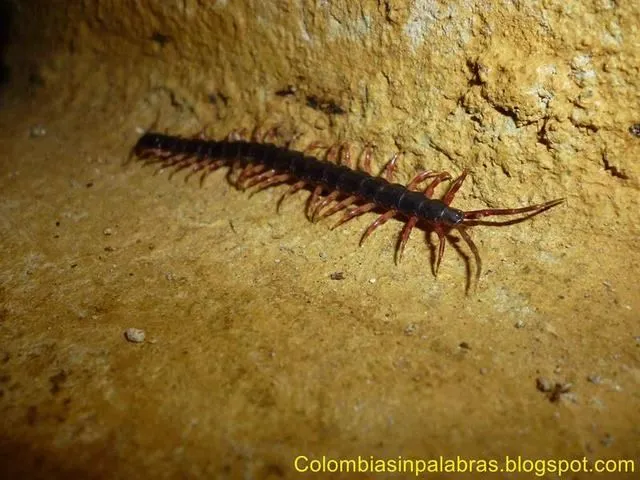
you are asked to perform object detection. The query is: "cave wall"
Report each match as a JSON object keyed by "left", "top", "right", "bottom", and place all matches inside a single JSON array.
[{"left": 0, "top": 1, "right": 638, "bottom": 478}]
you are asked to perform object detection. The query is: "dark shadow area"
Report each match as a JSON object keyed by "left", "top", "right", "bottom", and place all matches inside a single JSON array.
[
  {"left": 0, "top": 435, "right": 100, "bottom": 480},
  {"left": 0, "top": 0, "right": 14, "bottom": 86}
]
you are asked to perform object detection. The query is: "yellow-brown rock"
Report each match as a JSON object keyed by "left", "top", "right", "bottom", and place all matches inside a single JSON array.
[{"left": 0, "top": 1, "right": 638, "bottom": 478}]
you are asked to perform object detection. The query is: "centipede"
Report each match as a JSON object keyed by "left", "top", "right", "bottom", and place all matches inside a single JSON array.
[{"left": 131, "top": 128, "right": 564, "bottom": 284}]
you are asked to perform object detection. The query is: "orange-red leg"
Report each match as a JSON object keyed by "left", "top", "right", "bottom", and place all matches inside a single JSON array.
[
  {"left": 236, "top": 164, "right": 265, "bottom": 189},
  {"left": 360, "top": 143, "right": 373, "bottom": 173},
  {"left": 405, "top": 170, "right": 452, "bottom": 193},
  {"left": 338, "top": 142, "right": 352, "bottom": 168},
  {"left": 251, "top": 125, "right": 279, "bottom": 143},
  {"left": 442, "top": 169, "right": 468, "bottom": 204},
  {"left": 424, "top": 172, "right": 452, "bottom": 197},
  {"left": 243, "top": 169, "right": 276, "bottom": 189},
  {"left": 261, "top": 126, "right": 280, "bottom": 143},
  {"left": 307, "top": 185, "right": 324, "bottom": 219},
  {"left": 227, "top": 129, "right": 247, "bottom": 141},
  {"left": 382, "top": 152, "right": 402, "bottom": 181},
  {"left": 312, "top": 190, "right": 340, "bottom": 222},
  {"left": 325, "top": 143, "right": 340, "bottom": 163},
  {"left": 249, "top": 173, "right": 291, "bottom": 194},
  {"left": 304, "top": 141, "right": 327, "bottom": 155},
  {"left": 316, "top": 195, "right": 358, "bottom": 220},
  {"left": 406, "top": 170, "right": 435, "bottom": 189},
  {"left": 196, "top": 159, "right": 226, "bottom": 185},
  {"left": 360, "top": 209, "right": 397, "bottom": 246},
  {"left": 331, "top": 202, "right": 376, "bottom": 230},
  {"left": 277, "top": 180, "right": 306, "bottom": 212},
  {"left": 396, "top": 216, "right": 418, "bottom": 264}
]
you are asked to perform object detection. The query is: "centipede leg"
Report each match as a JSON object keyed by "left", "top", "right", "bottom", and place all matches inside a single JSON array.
[
  {"left": 443, "top": 169, "right": 469, "bottom": 204},
  {"left": 227, "top": 129, "right": 248, "bottom": 141},
  {"left": 396, "top": 216, "right": 418, "bottom": 264},
  {"left": 360, "top": 143, "right": 373, "bottom": 174},
  {"left": 251, "top": 125, "right": 276, "bottom": 142},
  {"left": 382, "top": 152, "right": 403, "bottom": 181},
  {"left": 140, "top": 151, "right": 168, "bottom": 167},
  {"left": 197, "top": 159, "right": 226, "bottom": 186},
  {"left": 360, "top": 209, "right": 398, "bottom": 246},
  {"left": 406, "top": 171, "right": 452, "bottom": 193},
  {"left": 312, "top": 190, "right": 341, "bottom": 222},
  {"left": 407, "top": 170, "right": 435, "bottom": 189},
  {"left": 338, "top": 142, "right": 352, "bottom": 169},
  {"left": 237, "top": 164, "right": 266, "bottom": 189},
  {"left": 304, "top": 141, "right": 328, "bottom": 155},
  {"left": 153, "top": 154, "right": 190, "bottom": 176},
  {"left": 168, "top": 158, "right": 199, "bottom": 180},
  {"left": 243, "top": 169, "right": 276, "bottom": 189},
  {"left": 249, "top": 174, "right": 292, "bottom": 195},
  {"left": 259, "top": 125, "right": 280, "bottom": 143},
  {"left": 307, "top": 185, "right": 324, "bottom": 219},
  {"left": 331, "top": 202, "right": 376, "bottom": 230},
  {"left": 277, "top": 180, "right": 306, "bottom": 212},
  {"left": 155, "top": 151, "right": 188, "bottom": 168},
  {"left": 424, "top": 172, "right": 453, "bottom": 197},
  {"left": 316, "top": 195, "right": 358, "bottom": 220},
  {"left": 326, "top": 143, "right": 340, "bottom": 163}
]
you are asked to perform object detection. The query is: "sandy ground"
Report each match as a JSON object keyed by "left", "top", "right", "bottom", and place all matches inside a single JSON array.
[
  {"left": 0, "top": 1, "right": 639, "bottom": 478},
  {"left": 0, "top": 70, "right": 638, "bottom": 479}
]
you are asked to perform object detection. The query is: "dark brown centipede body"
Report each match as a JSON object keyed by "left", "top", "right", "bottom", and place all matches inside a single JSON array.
[{"left": 133, "top": 131, "right": 564, "bottom": 285}]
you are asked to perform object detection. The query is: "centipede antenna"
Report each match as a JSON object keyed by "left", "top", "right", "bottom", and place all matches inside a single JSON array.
[{"left": 462, "top": 198, "right": 565, "bottom": 222}]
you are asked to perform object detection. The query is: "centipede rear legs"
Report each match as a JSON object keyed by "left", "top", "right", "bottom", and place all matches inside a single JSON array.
[
  {"left": 176, "top": 129, "right": 248, "bottom": 185},
  {"left": 155, "top": 127, "right": 212, "bottom": 179}
]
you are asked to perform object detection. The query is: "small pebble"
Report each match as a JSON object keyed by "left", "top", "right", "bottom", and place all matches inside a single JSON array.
[
  {"left": 330, "top": 271, "right": 345, "bottom": 280},
  {"left": 514, "top": 320, "right": 525, "bottom": 329},
  {"left": 368, "top": 278, "right": 376, "bottom": 284},
  {"left": 124, "top": 328, "right": 145, "bottom": 343},
  {"left": 404, "top": 323, "right": 417, "bottom": 336},
  {"left": 587, "top": 374, "right": 602, "bottom": 384},
  {"left": 30, "top": 125, "right": 47, "bottom": 137},
  {"left": 103, "top": 227, "right": 113, "bottom": 236}
]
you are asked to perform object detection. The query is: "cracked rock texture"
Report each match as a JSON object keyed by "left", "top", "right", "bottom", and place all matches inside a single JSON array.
[{"left": 0, "top": 1, "right": 638, "bottom": 478}]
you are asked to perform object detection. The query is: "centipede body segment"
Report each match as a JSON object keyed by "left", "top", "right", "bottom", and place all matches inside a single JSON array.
[{"left": 132, "top": 130, "right": 564, "bottom": 284}]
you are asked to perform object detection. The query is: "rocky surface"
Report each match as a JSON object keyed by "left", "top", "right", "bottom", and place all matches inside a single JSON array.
[{"left": 0, "top": 1, "right": 638, "bottom": 478}]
